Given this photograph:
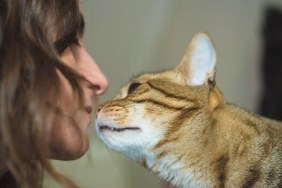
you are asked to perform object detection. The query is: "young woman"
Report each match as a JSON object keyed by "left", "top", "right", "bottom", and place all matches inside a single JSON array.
[{"left": 0, "top": 0, "right": 108, "bottom": 187}]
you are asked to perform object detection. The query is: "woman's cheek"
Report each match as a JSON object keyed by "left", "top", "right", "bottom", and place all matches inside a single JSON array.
[
  {"left": 59, "top": 46, "right": 78, "bottom": 68},
  {"left": 48, "top": 67, "right": 89, "bottom": 160},
  {"left": 55, "top": 69, "right": 76, "bottom": 113}
]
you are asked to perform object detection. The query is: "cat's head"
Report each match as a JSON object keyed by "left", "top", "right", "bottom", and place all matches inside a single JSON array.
[{"left": 96, "top": 32, "right": 224, "bottom": 163}]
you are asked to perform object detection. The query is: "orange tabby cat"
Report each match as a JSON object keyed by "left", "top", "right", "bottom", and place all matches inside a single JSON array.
[{"left": 96, "top": 32, "right": 282, "bottom": 188}]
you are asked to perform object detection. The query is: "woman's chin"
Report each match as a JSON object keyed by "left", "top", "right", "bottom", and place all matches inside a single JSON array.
[
  {"left": 48, "top": 115, "right": 90, "bottom": 160},
  {"left": 48, "top": 136, "right": 89, "bottom": 161}
]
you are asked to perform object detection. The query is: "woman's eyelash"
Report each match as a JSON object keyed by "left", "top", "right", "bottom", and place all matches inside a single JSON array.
[
  {"left": 72, "top": 37, "right": 80, "bottom": 46},
  {"left": 55, "top": 33, "right": 80, "bottom": 54}
]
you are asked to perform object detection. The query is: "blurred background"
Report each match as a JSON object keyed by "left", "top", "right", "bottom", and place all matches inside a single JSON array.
[{"left": 44, "top": 0, "right": 282, "bottom": 187}]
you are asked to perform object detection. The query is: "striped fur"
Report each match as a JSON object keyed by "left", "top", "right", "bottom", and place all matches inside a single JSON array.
[{"left": 96, "top": 33, "right": 282, "bottom": 188}]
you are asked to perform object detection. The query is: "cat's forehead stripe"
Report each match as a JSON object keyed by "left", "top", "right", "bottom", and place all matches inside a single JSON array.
[
  {"left": 147, "top": 81, "right": 195, "bottom": 102},
  {"left": 130, "top": 98, "right": 186, "bottom": 111}
]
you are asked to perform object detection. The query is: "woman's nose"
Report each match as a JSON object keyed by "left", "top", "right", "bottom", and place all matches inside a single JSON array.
[
  {"left": 89, "top": 71, "right": 108, "bottom": 95},
  {"left": 77, "top": 48, "right": 108, "bottom": 95}
]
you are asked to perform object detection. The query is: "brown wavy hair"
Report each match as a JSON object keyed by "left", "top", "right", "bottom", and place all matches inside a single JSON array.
[{"left": 0, "top": 0, "right": 85, "bottom": 187}]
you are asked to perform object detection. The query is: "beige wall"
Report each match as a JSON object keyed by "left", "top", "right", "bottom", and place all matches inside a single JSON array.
[{"left": 44, "top": 0, "right": 282, "bottom": 187}]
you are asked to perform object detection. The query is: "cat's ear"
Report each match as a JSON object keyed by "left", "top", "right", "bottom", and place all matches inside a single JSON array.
[{"left": 175, "top": 32, "right": 216, "bottom": 86}]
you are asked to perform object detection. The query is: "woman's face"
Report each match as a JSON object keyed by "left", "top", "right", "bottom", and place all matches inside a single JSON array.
[{"left": 49, "top": 28, "right": 108, "bottom": 160}]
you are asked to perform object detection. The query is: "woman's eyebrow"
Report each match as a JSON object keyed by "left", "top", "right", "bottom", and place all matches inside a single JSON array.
[{"left": 54, "top": 15, "right": 85, "bottom": 53}]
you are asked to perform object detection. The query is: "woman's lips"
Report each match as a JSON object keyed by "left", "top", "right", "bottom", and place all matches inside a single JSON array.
[
  {"left": 85, "top": 106, "right": 92, "bottom": 114},
  {"left": 84, "top": 106, "right": 93, "bottom": 127}
]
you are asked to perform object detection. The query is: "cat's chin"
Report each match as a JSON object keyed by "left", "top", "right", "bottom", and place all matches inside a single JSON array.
[{"left": 98, "top": 125, "right": 141, "bottom": 133}]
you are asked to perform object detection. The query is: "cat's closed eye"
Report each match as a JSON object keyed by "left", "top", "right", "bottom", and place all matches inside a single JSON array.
[{"left": 128, "top": 82, "right": 141, "bottom": 95}]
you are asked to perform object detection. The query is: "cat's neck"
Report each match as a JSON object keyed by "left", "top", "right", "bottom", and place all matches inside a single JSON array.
[
  {"left": 149, "top": 103, "right": 282, "bottom": 188},
  {"left": 147, "top": 110, "right": 225, "bottom": 187}
]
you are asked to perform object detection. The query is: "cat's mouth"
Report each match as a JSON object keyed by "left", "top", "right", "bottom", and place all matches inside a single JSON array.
[{"left": 99, "top": 125, "right": 141, "bottom": 132}]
